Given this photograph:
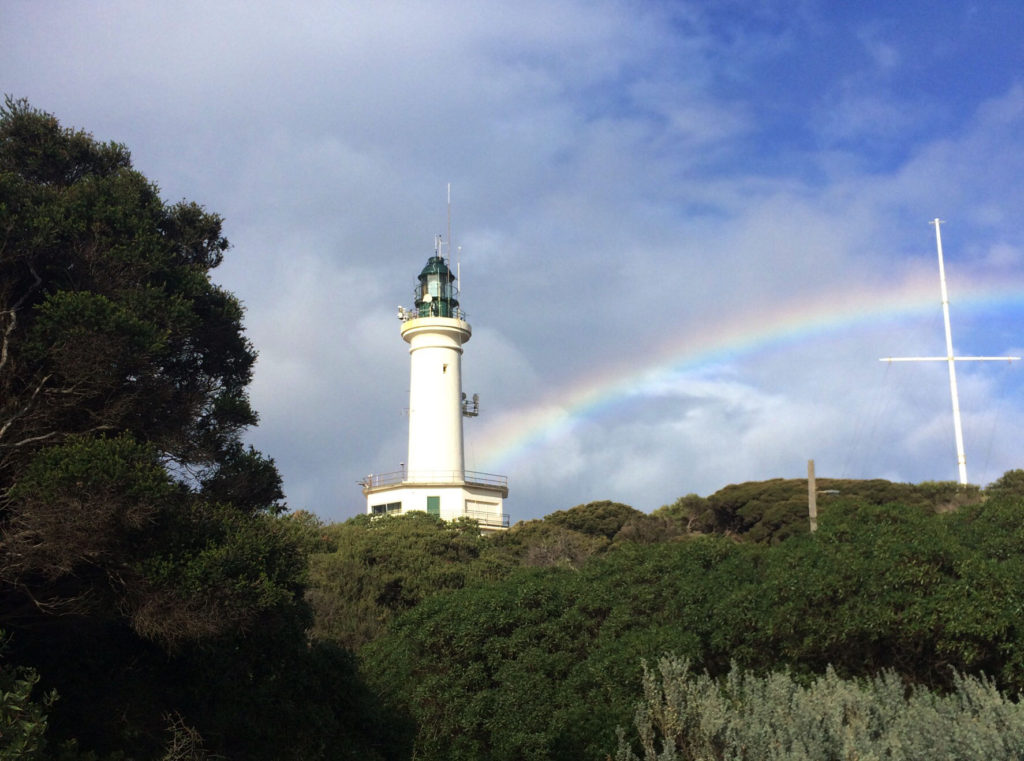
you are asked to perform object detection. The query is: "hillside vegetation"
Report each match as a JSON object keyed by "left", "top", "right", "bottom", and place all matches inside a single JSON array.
[
  {"left": 339, "top": 489, "right": 1024, "bottom": 761},
  {"left": 4, "top": 101, "right": 1024, "bottom": 761}
]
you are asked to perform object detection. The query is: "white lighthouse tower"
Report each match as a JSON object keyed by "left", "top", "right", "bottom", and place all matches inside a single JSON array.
[{"left": 362, "top": 237, "right": 508, "bottom": 531}]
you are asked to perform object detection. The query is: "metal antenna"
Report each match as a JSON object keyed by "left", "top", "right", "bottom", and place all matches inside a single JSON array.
[
  {"left": 447, "top": 183, "right": 462, "bottom": 307},
  {"left": 880, "top": 219, "right": 1019, "bottom": 485}
]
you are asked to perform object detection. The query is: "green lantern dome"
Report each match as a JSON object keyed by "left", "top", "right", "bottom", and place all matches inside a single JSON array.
[{"left": 414, "top": 255, "right": 460, "bottom": 318}]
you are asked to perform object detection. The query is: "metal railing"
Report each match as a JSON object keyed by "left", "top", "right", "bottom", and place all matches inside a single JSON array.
[
  {"left": 398, "top": 305, "right": 468, "bottom": 322},
  {"left": 361, "top": 469, "right": 508, "bottom": 490},
  {"left": 464, "top": 470, "right": 508, "bottom": 488},
  {"left": 465, "top": 509, "right": 510, "bottom": 528}
]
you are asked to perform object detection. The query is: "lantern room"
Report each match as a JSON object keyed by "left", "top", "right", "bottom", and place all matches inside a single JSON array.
[{"left": 414, "top": 254, "right": 459, "bottom": 318}]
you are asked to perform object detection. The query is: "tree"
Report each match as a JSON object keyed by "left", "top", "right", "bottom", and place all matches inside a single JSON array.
[
  {"left": 0, "top": 95, "right": 288, "bottom": 635},
  {"left": 0, "top": 97, "right": 260, "bottom": 484},
  {"left": 0, "top": 99, "right": 385, "bottom": 760}
]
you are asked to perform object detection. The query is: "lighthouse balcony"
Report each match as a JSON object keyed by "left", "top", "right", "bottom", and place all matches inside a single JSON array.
[
  {"left": 362, "top": 469, "right": 508, "bottom": 496},
  {"left": 464, "top": 508, "right": 511, "bottom": 529},
  {"left": 399, "top": 305, "right": 468, "bottom": 322}
]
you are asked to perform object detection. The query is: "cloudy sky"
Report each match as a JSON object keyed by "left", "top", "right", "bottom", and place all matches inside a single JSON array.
[{"left": 5, "top": 1, "right": 1024, "bottom": 523}]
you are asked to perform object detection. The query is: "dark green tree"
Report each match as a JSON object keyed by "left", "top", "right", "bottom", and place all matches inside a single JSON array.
[
  {"left": 0, "top": 95, "right": 286, "bottom": 639},
  {"left": 0, "top": 98, "right": 261, "bottom": 483},
  {"left": 0, "top": 99, "right": 394, "bottom": 760}
]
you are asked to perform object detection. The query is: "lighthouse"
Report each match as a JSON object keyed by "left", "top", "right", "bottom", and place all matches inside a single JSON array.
[{"left": 362, "top": 237, "right": 509, "bottom": 531}]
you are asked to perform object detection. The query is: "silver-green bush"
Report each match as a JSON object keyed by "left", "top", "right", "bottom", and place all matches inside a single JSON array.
[{"left": 616, "top": 657, "right": 1024, "bottom": 761}]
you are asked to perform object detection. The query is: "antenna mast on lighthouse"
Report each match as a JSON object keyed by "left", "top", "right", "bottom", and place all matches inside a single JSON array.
[
  {"left": 447, "top": 182, "right": 461, "bottom": 298},
  {"left": 881, "top": 219, "right": 1019, "bottom": 485}
]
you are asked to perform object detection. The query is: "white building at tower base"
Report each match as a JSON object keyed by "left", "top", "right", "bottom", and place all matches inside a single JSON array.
[{"left": 362, "top": 472, "right": 509, "bottom": 530}]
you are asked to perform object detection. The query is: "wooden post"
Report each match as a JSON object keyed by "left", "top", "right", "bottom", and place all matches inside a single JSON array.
[{"left": 808, "top": 459, "right": 818, "bottom": 533}]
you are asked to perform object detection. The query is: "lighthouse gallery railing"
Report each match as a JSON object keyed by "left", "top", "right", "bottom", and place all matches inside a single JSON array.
[{"left": 361, "top": 469, "right": 508, "bottom": 490}]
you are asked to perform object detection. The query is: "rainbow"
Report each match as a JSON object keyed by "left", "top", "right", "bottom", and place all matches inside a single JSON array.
[{"left": 472, "top": 275, "right": 1024, "bottom": 472}]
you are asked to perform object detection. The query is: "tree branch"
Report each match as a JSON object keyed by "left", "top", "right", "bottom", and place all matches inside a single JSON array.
[
  {"left": 0, "top": 263, "right": 42, "bottom": 376},
  {"left": 0, "top": 373, "right": 51, "bottom": 443}
]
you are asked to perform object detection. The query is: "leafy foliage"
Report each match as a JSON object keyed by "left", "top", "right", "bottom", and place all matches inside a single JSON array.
[
  {"left": 481, "top": 500, "right": 653, "bottom": 570},
  {"left": 0, "top": 652, "right": 54, "bottom": 760},
  {"left": 543, "top": 500, "right": 644, "bottom": 540},
  {"left": 307, "top": 502, "right": 668, "bottom": 654},
  {"left": 307, "top": 512, "right": 490, "bottom": 649}
]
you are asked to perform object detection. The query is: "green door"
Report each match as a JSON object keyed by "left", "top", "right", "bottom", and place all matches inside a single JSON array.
[{"left": 427, "top": 496, "right": 440, "bottom": 516}]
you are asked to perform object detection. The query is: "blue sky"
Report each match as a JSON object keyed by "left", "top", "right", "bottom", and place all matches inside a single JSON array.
[{"left": 4, "top": 0, "right": 1024, "bottom": 522}]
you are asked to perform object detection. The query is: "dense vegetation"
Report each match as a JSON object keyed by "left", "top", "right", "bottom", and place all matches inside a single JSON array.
[
  {"left": 354, "top": 494, "right": 1024, "bottom": 761},
  {"left": 4, "top": 101, "right": 1024, "bottom": 760}
]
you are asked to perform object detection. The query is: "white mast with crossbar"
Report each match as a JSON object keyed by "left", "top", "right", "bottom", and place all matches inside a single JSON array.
[{"left": 881, "top": 219, "right": 1019, "bottom": 485}]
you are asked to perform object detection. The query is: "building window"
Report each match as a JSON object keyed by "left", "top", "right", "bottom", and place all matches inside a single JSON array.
[{"left": 427, "top": 496, "right": 440, "bottom": 516}]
